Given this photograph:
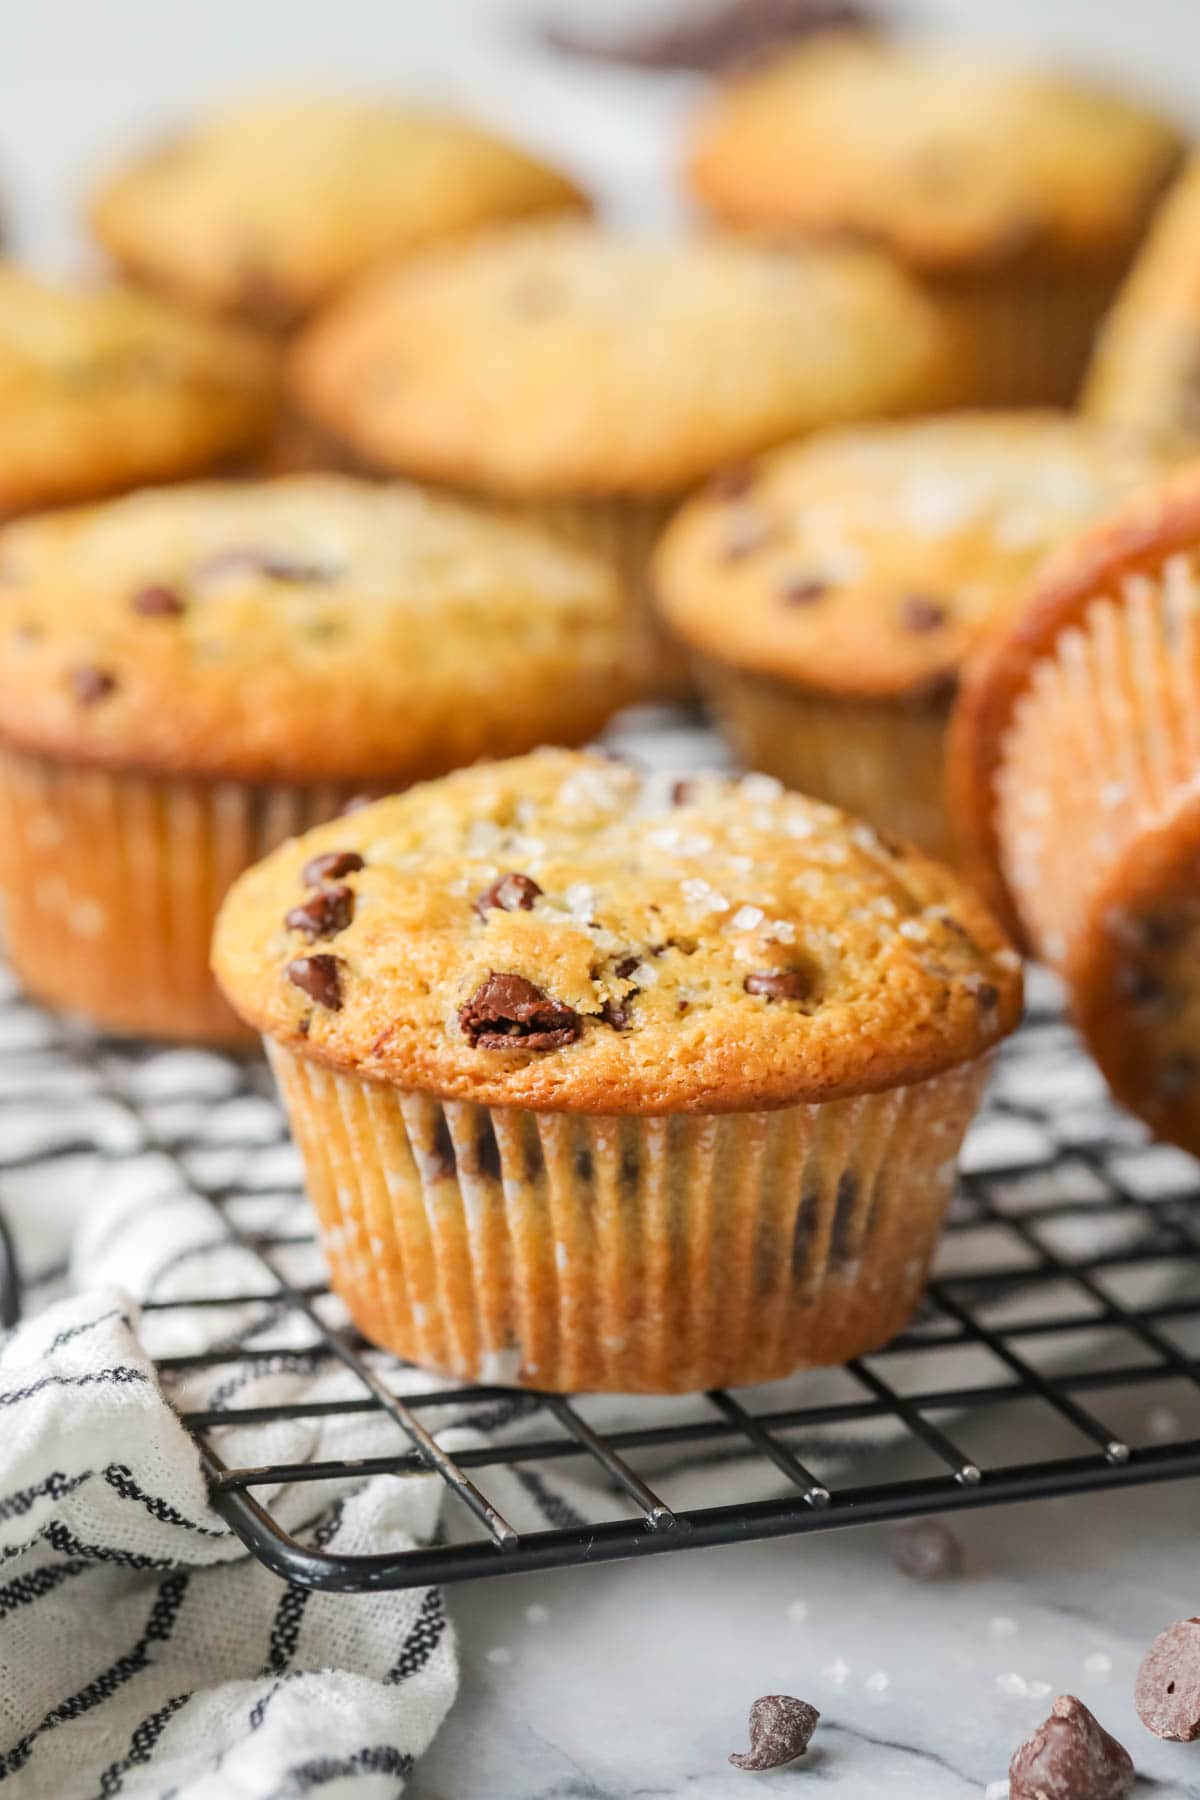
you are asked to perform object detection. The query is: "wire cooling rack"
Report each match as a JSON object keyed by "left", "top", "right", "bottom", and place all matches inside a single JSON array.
[{"left": 4, "top": 963, "right": 1200, "bottom": 1593}]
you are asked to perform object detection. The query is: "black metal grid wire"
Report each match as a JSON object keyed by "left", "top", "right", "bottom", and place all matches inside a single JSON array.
[{"left": 5, "top": 969, "right": 1200, "bottom": 1592}]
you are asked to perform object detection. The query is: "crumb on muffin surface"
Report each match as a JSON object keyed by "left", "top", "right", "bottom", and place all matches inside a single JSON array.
[{"left": 213, "top": 748, "right": 1023, "bottom": 1112}]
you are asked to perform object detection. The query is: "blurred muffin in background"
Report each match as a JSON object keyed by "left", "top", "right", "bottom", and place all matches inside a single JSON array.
[
  {"left": 654, "top": 412, "right": 1173, "bottom": 860},
  {"left": 950, "top": 466, "right": 1200, "bottom": 1156},
  {"left": 87, "top": 93, "right": 587, "bottom": 334},
  {"left": 214, "top": 749, "right": 1021, "bottom": 1392},
  {"left": 1084, "top": 155, "right": 1200, "bottom": 443},
  {"left": 288, "top": 217, "right": 954, "bottom": 693},
  {"left": 0, "top": 266, "right": 277, "bottom": 516},
  {"left": 0, "top": 475, "right": 631, "bottom": 1044},
  {"left": 687, "top": 35, "right": 1184, "bottom": 406}
]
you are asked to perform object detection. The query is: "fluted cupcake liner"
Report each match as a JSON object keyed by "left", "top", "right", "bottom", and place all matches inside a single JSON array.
[
  {"left": 268, "top": 1042, "right": 990, "bottom": 1394},
  {"left": 994, "top": 551, "right": 1200, "bottom": 1149},
  {"left": 0, "top": 749, "right": 366, "bottom": 1043},
  {"left": 699, "top": 660, "right": 956, "bottom": 862},
  {"left": 931, "top": 264, "right": 1126, "bottom": 408}
]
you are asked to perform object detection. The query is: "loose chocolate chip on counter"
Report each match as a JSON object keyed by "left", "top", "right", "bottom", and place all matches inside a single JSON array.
[
  {"left": 286, "top": 954, "right": 345, "bottom": 1011},
  {"left": 708, "top": 461, "right": 756, "bottom": 501},
  {"left": 781, "top": 576, "right": 829, "bottom": 606},
  {"left": 285, "top": 884, "right": 354, "bottom": 941},
  {"left": 1009, "top": 1696, "right": 1133, "bottom": 1800},
  {"left": 729, "top": 1696, "right": 820, "bottom": 1772},
  {"left": 890, "top": 1518, "right": 963, "bottom": 1581},
  {"left": 302, "top": 850, "right": 364, "bottom": 886},
  {"left": 473, "top": 872, "right": 543, "bottom": 919},
  {"left": 131, "top": 583, "right": 185, "bottom": 617},
  {"left": 900, "top": 594, "right": 949, "bottom": 633},
  {"left": 744, "top": 969, "right": 811, "bottom": 1001},
  {"left": 70, "top": 665, "right": 118, "bottom": 706},
  {"left": 1135, "top": 1617, "right": 1200, "bottom": 1740},
  {"left": 459, "top": 972, "right": 581, "bottom": 1051}
]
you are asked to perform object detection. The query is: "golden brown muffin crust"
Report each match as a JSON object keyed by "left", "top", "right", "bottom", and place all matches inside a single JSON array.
[
  {"left": 687, "top": 35, "right": 1183, "bottom": 272},
  {"left": 949, "top": 463, "right": 1200, "bottom": 920},
  {"left": 0, "top": 267, "right": 278, "bottom": 514},
  {"left": 288, "top": 220, "right": 952, "bottom": 498},
  {"left": 89, "top": 93, "right": 587, "bottom": 330},
  {"left": 654, "top": 412, "right": 1173, "bottom": 699},
  {"left": 213, "top": 748, "right": 1022, "bottom": 1112},
  {"left": 0, "top": 477, "right": 632, "bottom": 784}
]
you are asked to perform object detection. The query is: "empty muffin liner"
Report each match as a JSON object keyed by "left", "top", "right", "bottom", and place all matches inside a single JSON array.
[
  {"left": 994, "top": 550, "right": 1200, "bottom": 1146},
  {"left": 699, "top": 660, "right": 956, "bottom": 862},
  {"left": 0, "top": 748, "right": 365, "bottom": 1043},
  {"left": 267, "top": 1042, "right": 990, "bottom": 1394}
]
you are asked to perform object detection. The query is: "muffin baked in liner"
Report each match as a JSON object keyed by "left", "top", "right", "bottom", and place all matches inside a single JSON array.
[
  {"left": 950, "top": 468, "right": 1200, "bottom": 1153},
  {"left": 0, "top": 480, "right": 631, "bottom": 1044},
  {"left": 214, "top": 751, "right": 1021, "bottom": 1393},
  {"left": 1084, "top": 154, "right": 1200, "bottom": 444},
  {"left": 289, "top": 220, "right": 954, "bottom": 697},
  {"left": 686, "top": 35, "right": 1183, "bottom": 407},
  {"left": 653, "top": 413, "right": 1173, "bottom": 861}
]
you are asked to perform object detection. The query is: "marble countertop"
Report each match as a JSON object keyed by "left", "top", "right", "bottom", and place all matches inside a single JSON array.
[{"left": 413, "top": 1443, "right": 1200, "bottom": 1799}]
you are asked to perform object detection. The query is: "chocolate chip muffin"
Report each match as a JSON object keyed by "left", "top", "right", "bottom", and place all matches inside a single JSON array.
[
  {"left": 687, "top": 35, "right": 1183, "bottom": 405},
  {"left": 88, "top": 92, "right": 586, "bottom": 333},
  {"left": 0, "top": 478, "right": 631, "bottom": 1044},
  {"left": 1084, "top": 155, "right": 1200, "bottom": 444},
  {"left": 950, "top": 466, "right": 1200, "bottom": 1155},
  {"left": 288, "top": 219, "right": 953, "bottom": 693},
  {"left": 0, "top": 265, "right": 277, "bottom": 516},
  {"left": 653, "top": 412, "right": 1172, "bottom": 860},
  {"left": 213, "top": 749, "right": 1021, "bottom": 1392}
]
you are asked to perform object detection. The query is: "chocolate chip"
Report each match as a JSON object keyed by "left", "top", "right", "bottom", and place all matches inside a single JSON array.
[
  {"left": 614, "top": 955, "right": 640, "bottom": 980},
  {"left": 285, "top": 884, "right": 354, "bottom": 941},
  {"left": 131, "top": 583, "right": 185, "bottom": 617},
  {"left": 960, "top": 973, "right": 999, "bottom": 1010},
  {"left": 286, "top": 954, "right": 344, "bottom": 1011},
  {"left": 473, "top": 873, "right": 543, "bottom": 919},
  {"left": 1009, "top": 1696, "right": 1133, "bottom": 1800},
  {"left": 195, "top": 546, "right": 334, "bottom": 584},
  {"left": 677, "top": 998, "right": 690, "bottom": 1014},
  {"left": 670, "top": 778, "right": 696, "bottom": 806},
  {"left": 900, "top": 595, "right": 949, "bottom": 633},
  {"left": 302, "top": 850, "right": 364, "bottom": 886},
  {"left": 744, "top": 969, "right": 810, "bottom": 1001},
  {"left": 781, "top": 576, "right": 828, "bottom": 606},
  {"left": 708, "top": 462, "right": 756, "bottom": 501},
  {"left": 600, "top": 998, "right": 631, "bottom": 1031},
  {"left": 1116, "top": 963, "right": 1165, "bottom": 1008},
  {"left": 890, "top": 1519, "right": 963, "bottom": 1581},
  {"left": 1136, "top": 1618, "right": 1200, "bottom": 1740},
  {"left": 70, "top": 665, "right": 118, "bottom": 706},
  {"left": 459, "top": 972, "right": 581, "bottom": 1051},
  {"left": 729, "top": 1696, "right": 819, "bottom": 1772}
]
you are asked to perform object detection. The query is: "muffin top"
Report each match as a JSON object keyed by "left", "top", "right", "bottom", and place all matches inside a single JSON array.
[
  {"left": 653, "top": 412, "right": 1172, "bottom": 699},
  {"left": 288, "top": 220, "right": 951, "bottom": 498},
  {"left": 0, "top": 266, "right": 277, "bottom": 515},
  {"left": 949, "top": 463, "right": 1200, "bottom": 916},
  {"left": 687, "top": 36, "right": 1182, "bottom": 271},
  {"left": 0, "top": 477, "right": 631, "bottom": 785},
  {"left": 88, "top": 93, "right": 586, "bottom": 331},
  {"left": 213, "top": 748, "right": 1022, "bottom": 1112}
]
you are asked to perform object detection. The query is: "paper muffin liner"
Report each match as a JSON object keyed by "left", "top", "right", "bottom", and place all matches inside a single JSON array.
[
  {"left": 498, "top": 494, "right": 688, "bottom": 700},
  {"left": 930, "top": 264, "right": 1125, "bottom": 407},
  {"left": 993, "top": 551, "right": 1200, "bottom": 1145},
  {"left": 0, "top": 747, "right": 366, "bottom": 1044},
  {"left": 267, "top": 1041, "right": 990, "bottom": 1393},
  {"left": 699, "top": 660, "right": 956, "bottom": 862}
]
